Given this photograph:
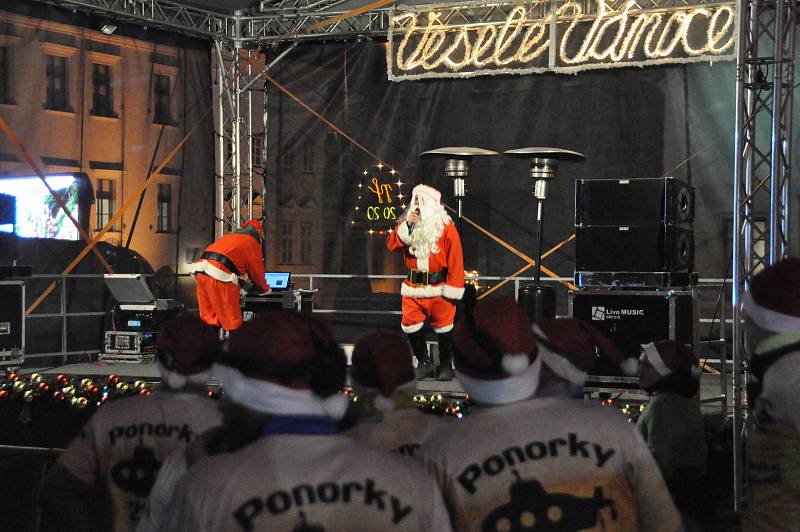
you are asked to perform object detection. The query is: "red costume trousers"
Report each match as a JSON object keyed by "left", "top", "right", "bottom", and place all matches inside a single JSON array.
[
  {"left": 401, "top": 295, "right": 456, "bottom": 333},
  {"left": 196, "top": 274, "right": 243, "bottom": 331}
]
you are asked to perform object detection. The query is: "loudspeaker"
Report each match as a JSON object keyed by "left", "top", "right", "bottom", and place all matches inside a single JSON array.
[
  {"left": 569, "top": 288, "right": 697, "bottom": 359},
  {"left": 575, "top": 225, "right": 694, "bottom": 272},
  {"left": 0, "top": 194, "right": 14, "bottom": 226},
  {"left": 0, "top": 281, "right": 24, "bottom": 354},
  {"left": 575, "top": 177, "right": 694, "bottom": 226}
]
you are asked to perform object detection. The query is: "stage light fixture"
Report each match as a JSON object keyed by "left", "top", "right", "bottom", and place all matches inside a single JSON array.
[{"left": 100, "top": 22, "right": 117, "bottom": 35}]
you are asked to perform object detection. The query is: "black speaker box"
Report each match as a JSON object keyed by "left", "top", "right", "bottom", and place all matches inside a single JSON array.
[
  {"left": 569, "top": 289, "right": 697, "bottom": 360},
  {"left": 0, "top": 282, "right": 24, "bottom": 353},
  {"left": 575, "top": 225, "right": 694, "bottom": 272},
  {"left": 575, "top": 177, "right": 694, "bottom": 226}
]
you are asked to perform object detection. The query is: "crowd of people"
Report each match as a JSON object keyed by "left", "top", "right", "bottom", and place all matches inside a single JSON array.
[{"left": 36, "top": 218, "right": 800, "bottom": 530}]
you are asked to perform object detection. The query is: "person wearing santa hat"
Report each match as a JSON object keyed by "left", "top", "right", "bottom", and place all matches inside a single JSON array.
[
  {"left": 532, "top": 317, "right": 639, "bottom": 398},
  {"left": 160, "top": 311, "right": 453, "bottom": 531},
  {"left": 39, "top": 314, "right": 223, "bottom": 532},
  {"left": 739, "top": 257, "right": 800, "bottom": 530},
  {"left": 189, "top": 218, "right": 270, "bottom": 331},
  {"left": 342, "top": 330, "right": 455, "bottom": 457},
  {"left": 419, "top": 296, "right": 681, "bottom": 532},
  {"left": 636, "top": 340, "right": 708, "bottom": 529},
  {"left": 387, "top": 184, "right": 464, "bottom": 381}
]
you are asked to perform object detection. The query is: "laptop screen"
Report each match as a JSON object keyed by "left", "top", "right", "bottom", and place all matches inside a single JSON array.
[{"left": 265, "top": 272, "right": 291, "bottom": 290}]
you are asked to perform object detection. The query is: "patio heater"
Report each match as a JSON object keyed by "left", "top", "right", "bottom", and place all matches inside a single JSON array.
[
  {"left": 420, "top": 147, "right": 498, "bottom": 234},
  {"left": 504, "top": 147, "right": 586, "bottom": 321}
]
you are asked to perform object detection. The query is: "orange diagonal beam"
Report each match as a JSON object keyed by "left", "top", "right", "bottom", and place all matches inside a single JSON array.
[
  {"left": 478, "top": 234, "right": 577, "bottom": 299},
  {"left": 0, "top": 113, "right": 113, "bottom": 273},
  {"left": 454, "top": 211, "right": 579, "bottom": 291},
  {"left": 26, "top": 107, "right": 213, "bottom": 316}
]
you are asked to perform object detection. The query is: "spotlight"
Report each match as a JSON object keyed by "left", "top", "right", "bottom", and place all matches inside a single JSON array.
[{"left": 100, "top": 23, "right": 117, "bottom": 35}]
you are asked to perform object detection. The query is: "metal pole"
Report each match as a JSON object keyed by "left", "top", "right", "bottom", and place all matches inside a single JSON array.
[
  {"left": 214, "top": 40, "right": 225, "bottom": 239},
  {"left": 232, "top": 43, "right": 242, "bottom": 229},
  {"left": 769, "top": 0, "right": 786, "bottom": 263},
  {"left": 535, "top": 200, "right": 544, "bottom": 288}
]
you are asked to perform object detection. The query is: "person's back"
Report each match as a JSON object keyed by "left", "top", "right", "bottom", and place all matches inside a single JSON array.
[
  {"left": 164, "top": 433, "right": 452, "bottom": 531},
  {"left": 39, "top": 314, "right": 222, "bottom": 532},
  {"left": 421, "top": 396, "right": 679, "bottom": 532}
]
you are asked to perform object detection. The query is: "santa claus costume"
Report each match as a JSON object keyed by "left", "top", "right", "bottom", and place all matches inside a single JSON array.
[
  {"left": 342, "top": 330, "right": 455, "bottom": 457},
  {"left": 418, "top": 296, "right": 681, "bottom": 532},
  {"left": 740, "top": 258, "right": 800, "bottom": 530},
  {"left": 160, "top": 311, "right": 453, "bottom": 532},
  {"left": 189, "top": 219, "right": 270, "bottom": 331},
  {"left": 386, "top": 184, "right": 464, "bottom": 380},
  {"left": 39, "top": 315, "right": 222, "bottom": 532}
]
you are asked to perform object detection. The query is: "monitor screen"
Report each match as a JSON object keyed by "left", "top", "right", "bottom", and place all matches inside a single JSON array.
[
  {"left": 265, "top": 272, "right": 290, "bottom": 290},
  {"left": 0, "top": 174, "right": 81, "bottom": 240}
]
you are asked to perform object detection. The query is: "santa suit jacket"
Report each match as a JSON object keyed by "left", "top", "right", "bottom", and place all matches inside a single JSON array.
[
  {"left": 189, "top": 228, "right": 270, "bottom": 293},
  {"left": 386, "top": 220, "right": 465, "bottom": 300}
]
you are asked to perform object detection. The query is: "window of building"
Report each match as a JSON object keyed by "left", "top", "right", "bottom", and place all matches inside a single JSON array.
[
  {"left": 0, "top": 46, "right": 12, "bottom": 104},
  {"left": 96, "top": 178, "right": 116, "bottom": 230},
  {"left": 45, "top": 55, "right": 70, "bottom": 111},
  {"left": 157, "top": 183, "right": 172, "bottom": 232},
  {"left": 280, "top": 222, "right": 294, "bottom": 264},
  {"left": 91, "top": 63, "right": 115, "bottom": 117},
  {"left": 252, "top": 135, "right": 263, "bottom": 167},
  {"left": 153, "top": 74, "right": 173, "bottom": 125},
  {"left": 300, "top": 222, "right": 312, "bottom": 264}
]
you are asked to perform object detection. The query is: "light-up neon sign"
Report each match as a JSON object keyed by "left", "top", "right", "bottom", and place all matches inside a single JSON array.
[{"left": 387, "top": 0, "right": 736, "bottom": 80}]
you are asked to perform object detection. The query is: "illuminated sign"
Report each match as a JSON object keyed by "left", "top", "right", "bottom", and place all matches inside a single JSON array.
[
  {"left": 387, "top": 0, "right": 736, "bottom": 80},
  {"left": 352, "top": 163, "right": 407, "bottom": 234}
]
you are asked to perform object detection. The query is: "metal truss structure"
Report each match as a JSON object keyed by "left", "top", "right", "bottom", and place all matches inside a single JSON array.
[{"left": 732, "top": 0, "right": 796, "bottom": 511}]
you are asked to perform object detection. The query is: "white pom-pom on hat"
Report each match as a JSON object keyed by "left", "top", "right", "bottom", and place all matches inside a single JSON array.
[
  {"left": 502, "top": 353, "right": 532, "bottom": 375},
  {"left": 620, "top": 357, "right": 640, "bottom": 376}
]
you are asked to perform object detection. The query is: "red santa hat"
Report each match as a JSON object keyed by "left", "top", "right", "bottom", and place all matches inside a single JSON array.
[
  {"left": 156, "top": 314, "right": 219, "bottom": 389},
  {"left": 742, "top": 257, "right": 800, "bottom": 334},
  {"left": 412, "top": 184, "right": 442, "bottom": 205},
  {"left": 453, "top": 296, "right": 540, "bottom": 405},
  {"left": 533, "top": 318, "right": 636, "bottom": 386},
  {"left": 350, "top": 331, "right": 416, "bottom": 411},
  {"left": 241, "top": 219, "right": 264, "bottom": 239},
  {"left": 641, "top": 340, "right": 701, "bottom": 378},
  {"left": 212, "top": 311, "right": 348, "bottom": 419}
]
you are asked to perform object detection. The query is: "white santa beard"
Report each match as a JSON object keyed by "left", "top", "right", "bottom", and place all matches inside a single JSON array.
[{"left": 410, "top": 206, "right": 449, "bottom": 260}]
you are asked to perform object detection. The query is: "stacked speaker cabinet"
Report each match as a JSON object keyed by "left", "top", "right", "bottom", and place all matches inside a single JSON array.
[
  {"left": 572, "top": 177, "right": 698, "bottom": 365},
  {"left": 0, "top": 281, "right": 24, "bottom": 366}
]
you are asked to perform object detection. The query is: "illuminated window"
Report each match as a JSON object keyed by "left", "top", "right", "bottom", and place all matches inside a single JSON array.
[
  {"left": 157, "top": 184, "right": 171, "bottom": 232},
  {"left": 45, "top": 55, "right": 71, "bottom": 111},
  {"left": 96, "top": 178, "right": 116, "bottom": 231},
  {"left": 300, "top": 222, "right": 312, "bottom": 264},
  {"left": 0, "top": 47, "right": 12, "bottom": 104},
  {"left": 91, "top": 64, "right": 115, "bottom": 117},
  {"left": 153, "top": 74, "right": 173, "bottom": 125},
  {"left": 280, "top": 222, "right": 293, "bottom": 264},
  {"left": 252, "top": 135, "right": 263, "bottom": 167}
]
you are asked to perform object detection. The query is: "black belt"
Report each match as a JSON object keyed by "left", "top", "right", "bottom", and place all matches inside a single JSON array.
[
  {"left": 408, "top": 269, "right": 447, "bottom": 286},
  {"left": 200, "top": 251, "right": 240, "bottom": 277}
]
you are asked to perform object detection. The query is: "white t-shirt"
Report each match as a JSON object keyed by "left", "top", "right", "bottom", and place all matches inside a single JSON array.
[
  {"left": 162, "top": 433, "right": 453, "bottom": 531},
  {"left": 56, "top": 391, "right": 222, "bottom": 532},
  {"left": 419, "top": 396, "right": 682, "bottom": 532},
  {"left": 343, "top": 406, "right": 455, "bottom": 458}
]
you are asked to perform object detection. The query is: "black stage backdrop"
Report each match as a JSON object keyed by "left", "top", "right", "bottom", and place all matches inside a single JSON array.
[{"left": 263, "top": 41, "right": 764, "bottom": 324}]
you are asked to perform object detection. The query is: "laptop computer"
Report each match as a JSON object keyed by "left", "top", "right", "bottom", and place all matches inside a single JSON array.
[{"left": 265, "top": 271, "right": 291, "bottom": 291}]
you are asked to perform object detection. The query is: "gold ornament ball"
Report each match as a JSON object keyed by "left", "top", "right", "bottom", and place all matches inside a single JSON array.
[
  {"left": 116, "top": 382, "right": 130, "bottom": 393},
  {"left": 80, "top": 378, "right": 94, "bottom": 389},
  {"left": 30, "top": 373, "right": 44, "bottom": 384},
  {"left": 13, "top": 380, "right": 26, "bottom": 392}
]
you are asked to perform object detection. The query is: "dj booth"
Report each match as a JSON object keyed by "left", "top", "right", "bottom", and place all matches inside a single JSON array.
[{"left": 241, "top": 272, "right": 315, "bottom": 314}]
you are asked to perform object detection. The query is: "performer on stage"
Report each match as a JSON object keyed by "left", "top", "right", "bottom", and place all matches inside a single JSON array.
[
  {"left": 189, "top": 219, "right": 270, "bottom": 331},
  {"left": 387, "top": 184, "right": 465, "bottom": 380}
]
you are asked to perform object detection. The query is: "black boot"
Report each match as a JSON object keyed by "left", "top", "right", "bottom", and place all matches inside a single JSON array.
[
  {"left": 407, "top": 330, "right": 434, "bottom": 380},
  {"left": 435, "top": 331, "right": 455, "bottom": 381}
]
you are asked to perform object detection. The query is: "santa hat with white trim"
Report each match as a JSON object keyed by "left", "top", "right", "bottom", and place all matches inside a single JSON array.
[
  {"left": 453, "top": 295, "right": 540, "bottom": 405},
  {"left": 412, "top": 184, "right": 442, "bottom": 205},
  {"left": 742, "top": 257, "right": 800, "bottom": 335},
  {"left": 212, "top": 311, "right": 348, "bottom": 420},
  {"left": 350, "top": 331, "right": 416, "bottom": 412},
  {"left": 533, "top": 318, "right": 636, "bottom": 386},
  {"left": 156, "top": 313, "right": 220, "bottom": 389},
  {"left": 641, "top": 340, "right": 701, "bottom": 378}
]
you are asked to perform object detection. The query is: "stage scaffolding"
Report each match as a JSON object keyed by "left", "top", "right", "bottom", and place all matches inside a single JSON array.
[{"left": 19, "top": 0, "right": 800, "bottom": 515}]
